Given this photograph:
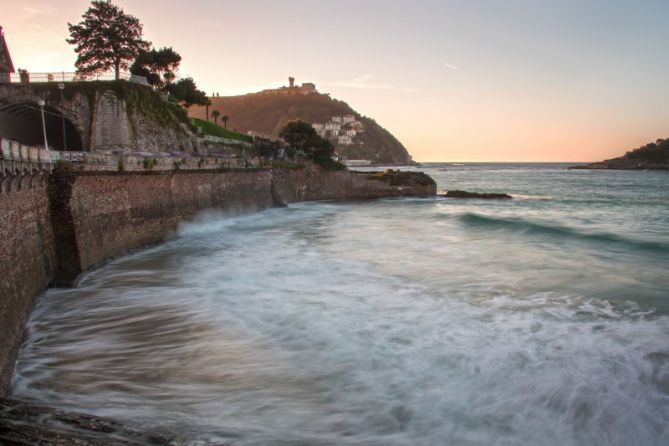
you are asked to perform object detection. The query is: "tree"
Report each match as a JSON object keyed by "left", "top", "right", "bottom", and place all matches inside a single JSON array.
[
  {"left": 211, "top": 110, "right": 220, "bottom": 126},
  {"left": 130, "top": 47, "right": 181, "bottom": 91},
  {"left": 279, "top": 120, "right": 319, "bottom": 152},
  {"left": 279, "top": 119, "right": 335, "bottom": 162},
  {"left": 67, "top": 1, "right": 151, "bottom": 80},
  {"left": 205, "top": 99, "right": 211, "bottom": 121},
  {"left": 221, "top": 115, "right": 229, "bottom": 129},
  {"left": 167, "top": 77, "right": 208, "bottom": 108}
]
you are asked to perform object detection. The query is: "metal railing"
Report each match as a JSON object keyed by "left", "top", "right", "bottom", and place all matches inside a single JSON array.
[{"left": 2, "top": 71, "right": 148, "bottom": 85}]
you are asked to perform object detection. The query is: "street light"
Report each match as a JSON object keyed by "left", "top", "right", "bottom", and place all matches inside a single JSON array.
[
  {"left": 58, "top": 82, "right": 67, "bottom": 151},
  {"left": 38, "top": 99, "right": 49, "bottom": 150}
]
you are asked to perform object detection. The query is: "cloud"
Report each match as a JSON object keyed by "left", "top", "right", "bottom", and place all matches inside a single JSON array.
[
  {"left": 444, "top": 63, "right": 460, "bottom": 71},
  {"left": 20, "top": 3, "right": 55, "bottom": 20},
  {"left": 324, "top": 74, "right": 416, "bottom": 93}
]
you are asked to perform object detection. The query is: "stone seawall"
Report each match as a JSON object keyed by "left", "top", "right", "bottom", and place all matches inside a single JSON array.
[
  {"left": 49, "top": 169, "right": 275, "bottom": 285},
  {"left": 0, "top": 166, "right": 435, "bottom": 395},
  {"left": 0, "top": 182, "right": 56, "bottom": 393}
]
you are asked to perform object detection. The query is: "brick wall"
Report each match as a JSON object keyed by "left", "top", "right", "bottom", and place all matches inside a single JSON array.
[
  {"left": 50, "top": 170, "right": 275, "bottom": 283},
  {"left": 0, "top": 182, "right": 56, "bottom": 394}
]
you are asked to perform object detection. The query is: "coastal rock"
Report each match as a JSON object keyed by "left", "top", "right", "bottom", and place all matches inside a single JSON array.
[
  {"left": 440, "top": 190, "right": 512, "bottom": 199},
  {"left": 366, "top": 169, "right": 437, "bottom": 188},
  {"left": 0, "top": 398, "right": 178, "bottom": 445}
]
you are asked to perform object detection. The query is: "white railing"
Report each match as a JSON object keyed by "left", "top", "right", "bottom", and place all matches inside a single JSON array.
[
  {"left": 1, "top": 138, "right": 52, "bottom": 163},
  {"left": 2, "top": 71, "right": 148, "bottom": 86}
]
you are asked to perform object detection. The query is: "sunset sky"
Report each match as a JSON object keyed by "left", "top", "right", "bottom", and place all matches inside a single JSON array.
[{"left": 3, "top": 0, "right": 668, "bottom": 162}]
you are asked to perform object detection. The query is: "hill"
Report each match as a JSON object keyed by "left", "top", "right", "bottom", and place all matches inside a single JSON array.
[
  {"left": 188, "top": 85, "right": 414, "bottom": 164},
  {"left": 572, "top": 138, "right": 669, "bottom": 170}
]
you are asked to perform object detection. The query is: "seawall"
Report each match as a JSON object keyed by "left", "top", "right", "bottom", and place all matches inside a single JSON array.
[
  {"left": 0, "top": 180, "right": 56, "bottom": 392},
  {"left": 0, "top": 166, "right": 435, "bottom": 395}
]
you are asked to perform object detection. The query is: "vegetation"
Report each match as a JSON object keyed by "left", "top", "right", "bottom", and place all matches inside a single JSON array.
[
  {"left": 279, "top": 120, "right": 345, "bottom": 170},
  {"left": 67, "top": 1, "right": 150, "bottom": 80},
  {"left": 168, "top": 77, "right": 208, "bottom": 108},
  {"left": 190, "top": 117, "right": 253, "bottom": 143},
  {"left": 211, "top": 110, "right": 220, "bottom": 125},
  {"left": 623, "top": 138, "right": 669, "bottom": 164},
  {"left": 130, "top": 47, "right": 181, "bottom": 92},
  {"left": 189, "top": 91, "right": 413, "bottom": 164},
  {"left": 143, "top": 157, "right": 157, "bottom": 170}
]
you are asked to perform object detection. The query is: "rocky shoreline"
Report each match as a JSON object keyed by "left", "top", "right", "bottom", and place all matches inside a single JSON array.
[{"left": 0, "top": 398, "right": 179, "bottom": 446}]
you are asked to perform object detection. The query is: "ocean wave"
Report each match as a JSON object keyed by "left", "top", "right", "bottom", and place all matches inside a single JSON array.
[
  {"left": 457, "top": 212, "right": 669, "bottom": 253},
  {"left": 511, "top": 193, "right": 554, "bottom": 200}
]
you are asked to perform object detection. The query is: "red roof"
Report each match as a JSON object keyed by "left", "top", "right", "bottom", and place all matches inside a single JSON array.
[{"left": 0, "top": 26, "right": 16, "bottom": 74}]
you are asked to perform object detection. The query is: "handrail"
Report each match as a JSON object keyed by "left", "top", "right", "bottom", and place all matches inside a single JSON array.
[{"left": 1, "top": 71, "right": 148, "bottom": 86}]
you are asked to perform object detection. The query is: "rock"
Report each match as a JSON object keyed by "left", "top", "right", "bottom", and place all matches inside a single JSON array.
[
  {"left": 366, "top": 170, "right": 437, "bottom": 188},
  {"left": 0, "top": 398, "right": 179, "bottom": 446},
  {"left": 440, "top": 190, "right": 512, "bottom": 199}
]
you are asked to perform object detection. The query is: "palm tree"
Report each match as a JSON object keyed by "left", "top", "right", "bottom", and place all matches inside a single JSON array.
[
  {"left": 205, "top": 99, "right": 212, "bottom": 121},
  {"left": 211, "top": 110, "right": 220, "bottom": 126},
  {"left": 222, "top": 115, "right": 229, "bottom": 129}
]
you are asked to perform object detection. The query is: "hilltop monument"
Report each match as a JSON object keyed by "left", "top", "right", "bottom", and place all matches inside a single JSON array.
[{"left": 0, "top": 26, "right": 15, "bottom": 83}]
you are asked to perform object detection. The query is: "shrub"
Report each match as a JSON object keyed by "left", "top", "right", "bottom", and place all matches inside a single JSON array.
[{"left": 143, "top": 157, "right": 157, "bottom": 170}]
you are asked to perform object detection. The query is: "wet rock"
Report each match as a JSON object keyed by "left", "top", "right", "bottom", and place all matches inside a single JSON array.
[
  {"left": 440, "top": 190, "right": 512, "bottom": 199},
  {"left": 0, "top": 398, "right": 179, "bottom": 446}
]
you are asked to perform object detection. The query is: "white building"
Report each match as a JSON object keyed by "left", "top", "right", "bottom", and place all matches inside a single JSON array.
[
  {"left": 330, "top": 129, "right": 340, "bottom": 137},
  {"left": 343, "top": 115, "right": 355, "bottom": 123},
  {"left": 344, "top": 159, "right": 372, "bottom": 167},
  {"left": 316, "top": 129, "right": 327, "bottom": 137},
  {"left": 312, "top": 123, "right": 324, "bottom": 131},
  {"left": 351, "top": 121, "right": 364, "bottom": 131},
  {"left": 325, "top": 122, "right": 341, "bottom": 131},
  {"left": 338, "top": 135, "right": 353, "bottom": 145},
  {"left": 345, "top": 129, "right": 356, "bottom": 137},
  {"left": 332, "top": 116, "right": 343, "bottom": 123}
]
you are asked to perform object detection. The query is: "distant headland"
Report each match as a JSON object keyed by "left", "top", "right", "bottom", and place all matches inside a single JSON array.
[
  {"left": 571, "top": 138, "right": 669, "bottom": 170},
  {"left": 189, "top": 77, "right": 415, "bottom": 166}
]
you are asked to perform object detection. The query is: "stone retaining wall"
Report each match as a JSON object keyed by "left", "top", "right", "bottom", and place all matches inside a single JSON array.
[
  {"left": 0, "top": 166, "right": 435, "bottom": 395},
  {"left": 0, "top": 182, "right": 56, "bottom": 392}
]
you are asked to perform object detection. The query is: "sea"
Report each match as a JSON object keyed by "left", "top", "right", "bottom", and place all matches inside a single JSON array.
[{"left": 11, "top": 163, "right": 669, "bottom": 445}]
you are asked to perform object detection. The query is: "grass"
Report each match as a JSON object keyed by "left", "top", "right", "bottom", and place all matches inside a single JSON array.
[{"left": 190, "top": 118, "right": 253, "bottom": 144}]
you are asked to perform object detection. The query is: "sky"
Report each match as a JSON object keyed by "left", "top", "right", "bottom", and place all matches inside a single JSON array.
[{"left": 3, "top": 0, "right": 669, "bottom": 162}]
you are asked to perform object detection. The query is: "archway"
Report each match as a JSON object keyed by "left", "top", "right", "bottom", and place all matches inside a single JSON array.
[{"left": 0, "top": 102, "right": 83, "bottom": 151}]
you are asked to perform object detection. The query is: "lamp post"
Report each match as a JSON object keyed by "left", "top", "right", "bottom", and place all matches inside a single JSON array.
[
  {"left": 38, "top": 99, "right": 49, "bottom": 150},
  {"left": 58, "top": 82, "right": 67, "bottom": 151}
]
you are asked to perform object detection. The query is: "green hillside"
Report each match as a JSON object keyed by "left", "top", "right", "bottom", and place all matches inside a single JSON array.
[{"left": 189, "top": 90, "right": 413, "bottom": 164}]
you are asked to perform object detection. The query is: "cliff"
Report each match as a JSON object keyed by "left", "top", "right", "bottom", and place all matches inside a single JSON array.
[
  {"left": 572, "top": 138, "right": 669, "bottom": 170},
  {"left": 189, "top": 88, "right": 414, "bottom": 164}
]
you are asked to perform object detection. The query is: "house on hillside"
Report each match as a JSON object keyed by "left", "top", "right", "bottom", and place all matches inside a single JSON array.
[
  {"left": 338, "top": 135, "right": 353, "bottom": 145},
  {"left": 0, "top": 26, "right": 15, "bottom": 83}
]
